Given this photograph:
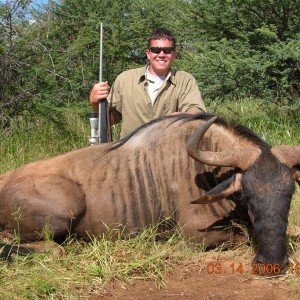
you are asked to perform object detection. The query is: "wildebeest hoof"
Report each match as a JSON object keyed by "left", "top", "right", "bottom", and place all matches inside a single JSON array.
[{"left": 21, "top": 240, "right": 65, "bottom": 258}]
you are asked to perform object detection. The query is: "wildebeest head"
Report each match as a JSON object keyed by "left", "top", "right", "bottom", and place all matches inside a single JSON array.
[{"left": 187, "top": 116, "right": 300, "bottom": 274}]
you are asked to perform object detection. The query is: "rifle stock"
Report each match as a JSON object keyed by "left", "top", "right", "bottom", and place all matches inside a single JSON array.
[{"left": 98, "top": 100, "right": 108, "bottom": 143}]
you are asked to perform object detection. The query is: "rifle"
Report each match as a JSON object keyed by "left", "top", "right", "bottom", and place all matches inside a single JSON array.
[{"left": 89, "top": 23, "right": 111, "bottom": 145}]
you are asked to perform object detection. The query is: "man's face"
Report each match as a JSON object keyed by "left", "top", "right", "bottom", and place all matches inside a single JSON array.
[{"left": 146, "top": 38, "right": 176, "bottom": 76}]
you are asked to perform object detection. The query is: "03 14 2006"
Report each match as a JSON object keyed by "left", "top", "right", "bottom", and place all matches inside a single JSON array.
[{"left": 206, "top": 262, "right": 300, "bottom": 275}]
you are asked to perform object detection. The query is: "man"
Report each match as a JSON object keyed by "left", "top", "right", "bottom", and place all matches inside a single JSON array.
[{"left": 89, "top": 28, "right": 206, "bottom": 139}]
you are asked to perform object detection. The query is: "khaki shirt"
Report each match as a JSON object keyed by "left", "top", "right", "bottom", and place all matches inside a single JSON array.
[{"left": 108, "top": 65, "right": 206, "bottom": 138}]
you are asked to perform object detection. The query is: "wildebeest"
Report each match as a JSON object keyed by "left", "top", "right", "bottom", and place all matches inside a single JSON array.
[{"left": 0, "top": 113, "right": 299, "bottom": 274}]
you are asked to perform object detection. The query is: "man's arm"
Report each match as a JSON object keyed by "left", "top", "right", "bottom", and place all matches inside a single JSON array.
[{"left": 177, "top": 72, "right": 207, "bottom": 113}]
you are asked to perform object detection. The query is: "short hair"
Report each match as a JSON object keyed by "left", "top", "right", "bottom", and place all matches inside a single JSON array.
[{"left": 147, "top": 28, "right": 176, "bottom": 49}]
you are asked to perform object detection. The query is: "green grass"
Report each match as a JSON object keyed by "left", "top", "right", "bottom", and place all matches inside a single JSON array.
[
  {"left": 0, "top": 110, "right": 122, "bottom": 173},
  {"left": 0, "top": 226, "right": 197, "bottom": 299},
  {"left": 1, "top": 113, "right": 89, "bottom": 173},
  {"left": 1, "top": 98, "right": 300, "bottom": 298},
  {"left": 207, "top": 97, "right": 300, "bottom": 145}
]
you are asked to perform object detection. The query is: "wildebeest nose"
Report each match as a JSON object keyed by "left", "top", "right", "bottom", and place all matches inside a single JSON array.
[{"left": 252, "top": 255, "right": 289, "bottom": 276}]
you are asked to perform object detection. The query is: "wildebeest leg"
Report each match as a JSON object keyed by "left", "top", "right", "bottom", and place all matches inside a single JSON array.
[
  {"left": 201, "top": 229, "right": 248, "bottom": 248},
  {"left": 182, "top": 224, "right": 248, "bottom": 248},
  {"left": 0, "top": 240, "right": 64, "bottom": 261},
  {"left": 179, "top": 210, "right": 249, "bottom": 248},
  {"left": 0, "top": 175, "right": 86, "bottom": 242}
]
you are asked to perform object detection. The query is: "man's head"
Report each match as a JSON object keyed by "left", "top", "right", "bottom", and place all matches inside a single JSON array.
[
  {"left": 146, "top": 28, "right": 177, "bottom": 77},
  {"left": 147, "top": 28, "right": 176, "bottom": 49}
]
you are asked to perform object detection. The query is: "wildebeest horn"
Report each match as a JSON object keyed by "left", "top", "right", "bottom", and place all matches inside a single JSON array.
[
  {"left": 186, "top": 116, "right": 261, "bottom": 170},
  {"left": 271, "top": 145, "right": 300, "bottom": 184}
]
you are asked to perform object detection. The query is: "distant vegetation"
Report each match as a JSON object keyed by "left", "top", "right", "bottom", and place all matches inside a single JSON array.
[{"left": 0, "top": 0, "right": 299, "bottom": 128}]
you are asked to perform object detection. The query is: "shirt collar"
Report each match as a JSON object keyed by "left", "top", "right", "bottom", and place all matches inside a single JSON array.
[{"left": 138, "top": 64, "right": 176, "bottom": 85}]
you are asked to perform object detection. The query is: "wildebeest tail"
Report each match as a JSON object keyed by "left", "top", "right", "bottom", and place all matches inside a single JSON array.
[{"left": 0, "top": 242, "right": 35, "bottom": 261}]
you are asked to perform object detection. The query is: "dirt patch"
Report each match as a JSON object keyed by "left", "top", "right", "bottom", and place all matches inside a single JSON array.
[{"left": 91, "top": 260, "right": 297, "bottom": 300}]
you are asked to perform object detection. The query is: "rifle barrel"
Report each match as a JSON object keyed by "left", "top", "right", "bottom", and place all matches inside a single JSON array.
[{"left": 97, "top": 23, "right": 107, "bottom": 143}]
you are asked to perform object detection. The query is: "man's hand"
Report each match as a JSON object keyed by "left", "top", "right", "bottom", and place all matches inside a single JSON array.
[
  {"left": 89, "top": 82, "right": 110, "bottom": 112},
  {"left": 171, "top": 111, "right": 197, "bottom": 116}
]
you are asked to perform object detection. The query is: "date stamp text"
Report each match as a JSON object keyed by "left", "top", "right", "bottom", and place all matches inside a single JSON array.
[{"left": 206, "top": 262, "right": 300, "bottom": 275}]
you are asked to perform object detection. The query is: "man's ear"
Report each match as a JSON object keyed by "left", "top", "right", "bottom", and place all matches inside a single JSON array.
[{"left": 146, "top": 48, "right": 151, "bottom": 59}]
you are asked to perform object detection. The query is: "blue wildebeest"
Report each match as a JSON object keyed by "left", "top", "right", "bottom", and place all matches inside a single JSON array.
[{"left": 0, "top": 114, "right": 299, "bottom": 273}]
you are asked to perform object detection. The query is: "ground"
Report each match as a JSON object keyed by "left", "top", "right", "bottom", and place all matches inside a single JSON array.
[
  {"left": 87, "top": 203, "right": 300, "bottom": 300},
  {"left": 90, "top": 258, "right": 298, "bottom": 300}
]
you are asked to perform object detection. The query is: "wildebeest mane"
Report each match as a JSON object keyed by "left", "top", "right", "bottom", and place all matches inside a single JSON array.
[
  {"left": 107, "top": 112, "right": 269, "bottom": 151},
  {"left": 234, "top": 125, "right": 270, "bottom": 149},
  {"left": 107, "top": 113, "right": 226, "bottom": 151}
]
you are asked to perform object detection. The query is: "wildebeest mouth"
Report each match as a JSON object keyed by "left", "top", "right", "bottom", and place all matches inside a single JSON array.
[{"left": 252, "top": 254, "right": 289, "bottom": 277}]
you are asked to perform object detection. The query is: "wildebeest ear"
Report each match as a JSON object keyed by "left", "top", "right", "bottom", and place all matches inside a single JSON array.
[
  {"left": 191, "top": 173, "right": 242, "bottom": 204},
  {"left": 292, "top": 168, "right": 300, "bottom": 186}
]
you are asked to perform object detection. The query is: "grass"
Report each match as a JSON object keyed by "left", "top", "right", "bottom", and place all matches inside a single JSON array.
[
  {"left": 0, "top": 226, "right": 196, "bottom": 299},
  {"left": 207, "top": 97, "right": 300, "bottom": 145},
  {"left": 1, "top": 98, "right": 300, "bottom": 298}
]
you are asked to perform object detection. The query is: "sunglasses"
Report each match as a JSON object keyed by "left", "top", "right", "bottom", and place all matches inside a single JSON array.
[{"left": 149, "top": 47, "right": 174, "bottom": 54}]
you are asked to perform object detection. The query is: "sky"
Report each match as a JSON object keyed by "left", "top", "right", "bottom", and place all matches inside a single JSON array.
[
  {"left": 0, "top": 0, "right": 49, "bottom": 7},
  {"left": 0, "top": 0, "right": 47, "bottom": 3},
  {"left": 31, "top": 0, "right": 49, "bottom": 8}
]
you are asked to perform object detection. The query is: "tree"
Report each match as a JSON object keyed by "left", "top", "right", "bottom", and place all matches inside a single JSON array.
[
  {"left": 189, "top": 0, "right": 300, "bottom": 102},
  {"left": 0, "top": 0, "right": 37, "bottom": 126}
]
